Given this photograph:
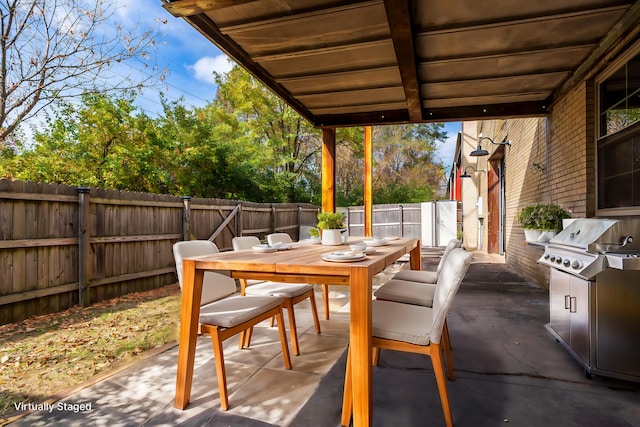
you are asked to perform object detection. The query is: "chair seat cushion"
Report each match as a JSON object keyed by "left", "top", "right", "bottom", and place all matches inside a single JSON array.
[
  {"left": 245, "top": 282, "right": 313, "bottom": 298},
  {"left": 372, "top": 300, "right": 433, "bottom": 345},
  {"left": 392, "top": 270, "right": 438, "bottom": 284},
  {"left": 199, "top": 295, "right": 284, "bottom": 328},
  {"left": 374, "top": 279, "right": 436, "bottom": 307}
]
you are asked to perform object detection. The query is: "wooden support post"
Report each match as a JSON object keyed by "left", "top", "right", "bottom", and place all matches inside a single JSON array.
[
  {"left": 322, "top": 127, "right": 336, "bottom": 213},
  {"left": 77, "top": 187, "right": 91, "bottom": 307},
  {"left": 364, "top": 126, "right": 373, "bottom": 237}
]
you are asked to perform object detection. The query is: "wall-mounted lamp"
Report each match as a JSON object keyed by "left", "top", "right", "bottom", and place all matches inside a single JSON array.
[
  {"left": 470, "top": 132, "right": 512, "bottom": 157},
  {"left": 460, "top": 166, "right": 486, "bottom": 178}
]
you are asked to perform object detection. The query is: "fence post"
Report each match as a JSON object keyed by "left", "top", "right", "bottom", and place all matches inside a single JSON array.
[
  {"left": 236, "top": 201, "right": 243, "bottom": 237},
  {"left": 182, "top": 196, "right": 191, "bottom": 241},
  {"left": 399, "top": 204, "right": 404, "bottom": 237},
  {"left": 77, "top": 186, "right": 91, "bottom": 307},
  {"left": 271, "top": 204, "right": 276, "bottom": 234}
]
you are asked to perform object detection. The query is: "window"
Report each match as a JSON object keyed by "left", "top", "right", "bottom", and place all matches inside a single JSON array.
[{"left": 597, "top": 48, "right": 640, "bottom": 211}]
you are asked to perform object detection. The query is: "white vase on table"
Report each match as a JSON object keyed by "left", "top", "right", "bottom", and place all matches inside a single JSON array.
[{"left": 321, "top": 229, "right": 342, "bottom": 246}]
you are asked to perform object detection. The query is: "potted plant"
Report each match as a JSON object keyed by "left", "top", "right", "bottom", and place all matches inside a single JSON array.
[
  {"left": 518, "top": 202, "right": 571, "bottom": 242},
  {"left": 517, "top": 203, "right": 543, "bottom": 242},
  {"left": 316, "top": 212, "right": 345, "bottom": 246}
]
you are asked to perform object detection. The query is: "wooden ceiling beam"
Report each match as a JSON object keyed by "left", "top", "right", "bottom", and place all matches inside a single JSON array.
[
  {"left": 162, "top": 0, "right": 259, "bottom": 18},
  {"left": 315, "top": 109, "right": 411, "bottom": 128},
  {"left": 421, "top": 43, "right": 595, "bottom": 65},
  {"left": 551, "top": 0, "right": 640, "bottom": 104},
  {"left": 415, "top": 4, "right": 630, "bottom": 35},
  {"left": 277, "top": 65, "right": 398, "bottom": 84},
  {"left": 383, "top": 0, "right": 423, "bottom": 122},
  {"left": 219, "top": 0, "right": 382, "bottom": 33},
  {"left": 253, "top": 39, "right": 391, "bottom": 62},
  {"left": 423, "top": 101, "right": 548, "bottom": 122}
]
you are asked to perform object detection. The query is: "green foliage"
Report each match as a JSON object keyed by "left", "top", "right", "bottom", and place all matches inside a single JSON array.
[
  {"left": 0, "top": 65, "right": 448, "bottom": 206},
  {"left": 517, "top": 203, "right": 571, "bottom": 231},
  {"left": 316, "top": 212, "right": 345, "bottom": 229}
]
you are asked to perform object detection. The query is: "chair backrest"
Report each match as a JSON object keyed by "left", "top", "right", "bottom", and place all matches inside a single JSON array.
[
  {"left": 232, "top": 236, "right": 261, "bottom": 251},
  {"left": 430, "top": 248, "right": 472, "bottom": 343},
  {"left": 173, "top": 240, "right": 236, "bottom": 305},
  {"left": 436, "top": 239, "right": 463, "bottom": 273},
  {"left": 267, "top": 233, "right": 293, "bottom": 245}
]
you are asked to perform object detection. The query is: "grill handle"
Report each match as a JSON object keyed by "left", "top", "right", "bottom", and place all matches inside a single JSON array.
[{"left": 570, "top": 296, "right": 577, "bottom": 313}]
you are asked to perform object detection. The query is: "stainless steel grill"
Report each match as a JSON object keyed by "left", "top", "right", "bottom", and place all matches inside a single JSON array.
[
  {"left": 538, "top": 217, "right": 640, "bottom": 383},
  {"left": 538, "top": 218, "right": 640, "bottom": 279}
]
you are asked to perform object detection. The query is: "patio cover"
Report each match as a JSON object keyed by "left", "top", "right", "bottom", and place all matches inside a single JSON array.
[{"left": 163, "top": 0, "right": 640, "bottom": 127}]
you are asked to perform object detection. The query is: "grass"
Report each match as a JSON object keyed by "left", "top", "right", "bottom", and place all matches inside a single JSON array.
[{"left": 0, "top": 284, "right": 181, "bottom": 422}]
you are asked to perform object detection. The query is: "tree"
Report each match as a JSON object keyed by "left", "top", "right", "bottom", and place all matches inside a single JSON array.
[
  {"left": 334, "top": 124, "right": 447, "bottom": 205},
  {"left": 213, "top": 66, "right": 322, "bottom": 202},
  {"left": 372, "top": 124, "right": 447, "bottom": 203},
  {"left": 0, "top": 0, "right": 163, "bottom": 143},
  {"left": 156, "top": 95, "right": 267, "bottom": 200},
  {"left": 1, "top": 92, "right": 178, "bottom": 193}
]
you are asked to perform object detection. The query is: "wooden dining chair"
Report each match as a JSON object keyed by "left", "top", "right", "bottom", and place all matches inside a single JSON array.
[
  {"left": 232, "top": 236, "right": 321, "bottom": 356},
  {"left": 341, "top": 248, "right": 472, "bottom": 427},
  {"left": 172, "top": 240, "right": 292, "bottom": 410},
  {"left": 267, "top": 232, "right": 332, "bottom": 320}
]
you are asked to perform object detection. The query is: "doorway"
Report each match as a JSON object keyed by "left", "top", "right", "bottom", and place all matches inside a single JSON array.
[{"left": 487, "top": 158, "right": 505, "bottom": 254}]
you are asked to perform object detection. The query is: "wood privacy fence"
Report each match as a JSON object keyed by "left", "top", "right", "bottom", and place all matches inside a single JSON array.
[{"left": 0, "top": 179, "right": 318, "bottom": 325}]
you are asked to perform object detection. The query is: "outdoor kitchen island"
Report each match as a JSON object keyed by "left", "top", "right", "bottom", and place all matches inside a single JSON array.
[{"left": 538, "top": 218, "right": 640, "bottom": 383}]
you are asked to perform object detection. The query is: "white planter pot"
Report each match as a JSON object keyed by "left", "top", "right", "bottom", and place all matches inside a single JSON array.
[
  {"left": 524, "top": 229, "right": 543, "bottom": 242},
  {"left": 321, "top": 229, "right": 343, "bottom": 246}
]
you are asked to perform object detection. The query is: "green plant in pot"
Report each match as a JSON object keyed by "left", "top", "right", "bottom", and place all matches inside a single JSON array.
[
  {"left": 518, "top": 202, "right": 571, "bottom": 242},
  {"left": 316, "top": 212, "right": 345, "bottom": 246}
]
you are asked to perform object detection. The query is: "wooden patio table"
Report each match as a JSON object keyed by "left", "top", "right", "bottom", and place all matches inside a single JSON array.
[{"left": 174, "top": 237, "right": 421, "bottom": 427}]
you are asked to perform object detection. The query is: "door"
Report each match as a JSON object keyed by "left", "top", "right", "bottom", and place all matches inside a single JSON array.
[
  {"left": 421, "top": 201, "right": 457, "bottom": 247},
  {"left": 487, "top": 159, "right": 504, "bottom": 254}
]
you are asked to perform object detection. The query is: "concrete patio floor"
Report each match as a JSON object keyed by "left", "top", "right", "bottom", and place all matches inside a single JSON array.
[{"left": 6, "top": 250, "right": 640, "bottom": 426}]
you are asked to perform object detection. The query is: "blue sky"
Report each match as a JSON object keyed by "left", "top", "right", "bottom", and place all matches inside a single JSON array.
[{"left": 117, "top": 1, "right": 460, "bottom": 171}]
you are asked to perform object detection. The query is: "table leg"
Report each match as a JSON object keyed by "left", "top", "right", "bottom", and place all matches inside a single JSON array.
[
  {"left": 409, "top": 239, "right": 422, "bottom": 271},
  {"left": 349, "top": 266, "right": 373, "bottom": 427},
  {"left": 174, "top": 259, "right": 204, "bottom": 409}
]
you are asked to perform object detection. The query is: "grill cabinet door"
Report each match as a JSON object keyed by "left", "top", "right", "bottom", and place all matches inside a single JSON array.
[
  {"left": 549, "top": 268, "right": 571, "bottom": 343},
  {"left": 549, "top": 269, "right": 591, "bottom": 367}
]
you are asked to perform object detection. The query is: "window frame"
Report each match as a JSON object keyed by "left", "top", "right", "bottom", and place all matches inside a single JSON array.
[{"left": 595, "top": 41, "right": 640, "bottom": 216}]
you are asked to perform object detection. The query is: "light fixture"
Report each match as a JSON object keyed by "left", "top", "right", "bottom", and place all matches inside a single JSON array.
[
  {"left": 460, "top": 166, "right": 486, "bottom": 178},
  {"left": 470, "top": 132, "right": 512, "bottom": 157}
]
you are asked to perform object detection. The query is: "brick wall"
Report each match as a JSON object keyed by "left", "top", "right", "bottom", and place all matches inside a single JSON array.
[
  {"left": 461, "top": 30, "right": 640, "bottom": 288},
  {"left": 473, "top": 84, "right": 591, "bottom": 288}
]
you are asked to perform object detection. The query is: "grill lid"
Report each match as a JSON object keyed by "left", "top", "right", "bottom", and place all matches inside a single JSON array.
[{"left": 549, "top": 218, "right": 640, "bottom": 253}]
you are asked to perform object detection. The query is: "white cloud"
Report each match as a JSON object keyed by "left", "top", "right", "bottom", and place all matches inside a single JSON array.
[{"left": 190, "top": 55, "right": 234, "bottom": 84}]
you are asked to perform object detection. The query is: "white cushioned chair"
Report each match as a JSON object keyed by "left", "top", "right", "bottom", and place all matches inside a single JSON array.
[
  {"left": 391, "top": 238, "right": 462, "bottom": 284},
  {"left": 267, "top": 232, "right": 332, "bottom": 320},
  {"left": 341, "top": 248, "right": 472, "bottom": 427},
  {"left": 232, "top": 236, "right": 321, "bottom": 356},
  {"left": 173, "top": 240, "right": 292, "bottom": 410},
  {"left": 374, "top": 239, "right": 462, "bottom": 307}
]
